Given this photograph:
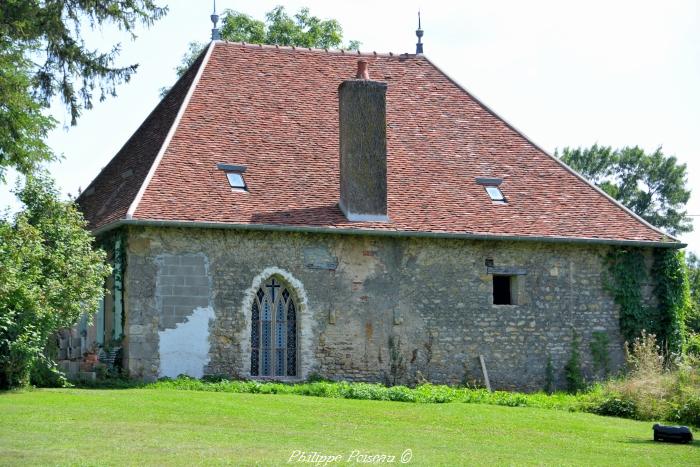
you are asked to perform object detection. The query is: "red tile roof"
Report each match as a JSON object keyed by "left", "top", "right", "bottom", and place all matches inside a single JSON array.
[{"left": 77, "top": 41, "right": 678, "bottom": 246}]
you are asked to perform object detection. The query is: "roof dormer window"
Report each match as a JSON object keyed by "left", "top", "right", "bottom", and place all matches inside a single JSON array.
[{"left": 217, "top": 163, "right": 247, "bottom": 191}]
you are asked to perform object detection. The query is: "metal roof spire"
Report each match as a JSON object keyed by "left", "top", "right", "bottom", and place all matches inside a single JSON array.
[
  {"left": 211, "top": 0, "right": 221, "bottom": 40},
  {"left": 415, "top": 10, "right": 424, "bottom": 54}
]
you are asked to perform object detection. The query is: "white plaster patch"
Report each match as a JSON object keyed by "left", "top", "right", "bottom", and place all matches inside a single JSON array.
[
  {"left": 237, "top": 267, "right": 314, "bottom": 378},
  {"left": 158, "top": 306, "right": 215, "bottom": 378}
]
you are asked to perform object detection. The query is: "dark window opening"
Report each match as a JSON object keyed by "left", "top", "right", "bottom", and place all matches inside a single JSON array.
[{"left": 493, "top": 275, "right": 514, "bottom": 305}]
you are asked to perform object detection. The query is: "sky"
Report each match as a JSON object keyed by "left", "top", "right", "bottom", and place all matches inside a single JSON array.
[{"left": 2, "top": 0, "right": 699, "bottom": 250}]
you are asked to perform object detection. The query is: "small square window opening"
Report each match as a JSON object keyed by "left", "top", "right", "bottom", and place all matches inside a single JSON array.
[
  {"left": 226, "top": 172, "right": 246, "bottom": 190},
  {"left": 493, "top": 275, "right": 515, "bottom": 305},
  {"left": 485, "top": 185, "right": 505, "bottom": 202}
]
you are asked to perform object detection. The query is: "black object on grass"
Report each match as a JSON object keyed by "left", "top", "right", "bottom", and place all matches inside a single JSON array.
[{"left": 653, "top": 424, "right": 693, "bottom": 444}]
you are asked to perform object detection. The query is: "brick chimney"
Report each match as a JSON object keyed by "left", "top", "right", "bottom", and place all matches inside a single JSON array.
[{"left": 338, "top": 60, "right": 388, "bottom": 222}]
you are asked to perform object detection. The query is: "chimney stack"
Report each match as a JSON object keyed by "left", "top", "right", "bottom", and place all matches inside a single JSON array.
[{"left": 338, "top": 60, "right": 388, "bottom": 222}]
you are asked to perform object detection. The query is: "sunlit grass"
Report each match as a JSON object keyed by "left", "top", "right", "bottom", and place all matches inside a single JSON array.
[{"left": 1, "top": 388, "right": 698, "bottom": 466}]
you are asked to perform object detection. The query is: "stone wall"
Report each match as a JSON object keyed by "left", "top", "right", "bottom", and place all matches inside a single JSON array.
[{"left": 123, "top": 225, "right": 649, "bottom": 391}]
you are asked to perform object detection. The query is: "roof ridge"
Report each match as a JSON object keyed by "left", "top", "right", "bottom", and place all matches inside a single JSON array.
[{"left": 214, "top": 39, "right": 420, "bottom": 59}]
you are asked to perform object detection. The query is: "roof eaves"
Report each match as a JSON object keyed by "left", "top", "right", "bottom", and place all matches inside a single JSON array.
[
  {"left": 93, "top": 218, "right": 686, "bottom": 249},
  {"left": 125, "top": 41, "right": 217, "bottom": 220},
  {"left": 420, "top": 55, "right": 681, "bottom": 245}
]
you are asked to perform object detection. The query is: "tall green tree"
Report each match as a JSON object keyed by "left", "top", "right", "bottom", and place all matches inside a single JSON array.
[
  {"left": 557, "top": 145, "right": 692, "bottom": 235},
  {"left": 162, "top": 6, "right": 359, "bottom": 96},
  {"left": 0, "top": 173, "right": 111, "bottom": 388},
  {"left": 0, "top": 0, "right": 167, "bottom": 180}
]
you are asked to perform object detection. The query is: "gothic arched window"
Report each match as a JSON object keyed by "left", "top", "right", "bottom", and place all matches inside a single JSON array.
[{"left": 250, "top": 278, "right": 297, "bottom": 377}]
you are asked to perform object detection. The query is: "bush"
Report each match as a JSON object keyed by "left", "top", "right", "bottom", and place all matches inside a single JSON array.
[
  {"left": 670, "top": 395, "right": 700, "bottom": 427},
  {"left": 590, "top": 394, "right": 637, "bottom": 418},
  {"left": 686, "top": 332, "right": 700, "bottom": 357},
  {"left": 0, "top": 174, "right": 111, "bottom": 389}
]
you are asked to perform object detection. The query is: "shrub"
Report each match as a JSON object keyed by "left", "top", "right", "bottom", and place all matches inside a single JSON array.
[
  {"left": 386, "top": 385, "right": 416, "bottom": 402},
  {"left": 590, "top": 394, "right": 637, "bottom": 419},
  {"left": 671, "top": 395, "right": 700, "bottom": 427},
  {"left": 0, "top": 174, "right": 111, "bottom": 389},
  {"left": 686, "top": 332, "right": 700, "bottom": 357}
]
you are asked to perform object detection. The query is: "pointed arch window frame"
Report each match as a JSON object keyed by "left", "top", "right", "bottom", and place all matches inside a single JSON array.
[{"left": 250, "top": 277, "right": 299, "bottom": 379}]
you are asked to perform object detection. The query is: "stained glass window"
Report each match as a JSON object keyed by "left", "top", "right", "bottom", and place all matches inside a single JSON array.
[
  {"left": 250, "top": 280, "right": 298, "bottom": 377},
  {"left": 287, "top": 299, "right": 296, "bottom": 376},
  {"left": 250, "top": 302, "right": 260, "bottom": 376}
]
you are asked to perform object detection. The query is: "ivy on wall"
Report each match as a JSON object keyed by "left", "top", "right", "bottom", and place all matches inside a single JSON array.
[
  {"left": 651, "top": 249, "right": 689, "bottom": 355},
  {"left": 606, "top": 247, "right": 689, "bottom": 356},
  {"left": 605, "top": 248, "right": 650, "bottom": 342}
]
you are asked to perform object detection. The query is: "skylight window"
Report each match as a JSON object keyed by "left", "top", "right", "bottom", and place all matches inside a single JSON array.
[
  {"left": 475, "top": 176, "right": 506, "bottom": 203},
  {"left": 217, "top": 163, "right": 248, "bottom": 191},
  {"left": 485, "top": 185, "right": 505, "bottom": 202},
  {"left": 226, "top": 172, "right": 246, "bottom": 189}
]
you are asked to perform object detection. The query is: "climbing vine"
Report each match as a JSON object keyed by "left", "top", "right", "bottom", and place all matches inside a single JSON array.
[
  {"left": 651, "top": 249, "right": 689, "bottom": 355},
  {"left": 605, "top": 248, "right": 650, "bottom": 342},
  {"left": 605, "top": 247, "right": 688, "bottom": 356}
]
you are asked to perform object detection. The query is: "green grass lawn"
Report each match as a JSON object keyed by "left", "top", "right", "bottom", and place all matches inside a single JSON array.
[{"left": 0, "top": 389, "right": 698, "bottom": 466}]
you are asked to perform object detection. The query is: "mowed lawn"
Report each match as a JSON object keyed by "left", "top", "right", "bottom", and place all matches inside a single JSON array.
[{"left": 0, "top": 389, "right": 698, "bottom": 466}]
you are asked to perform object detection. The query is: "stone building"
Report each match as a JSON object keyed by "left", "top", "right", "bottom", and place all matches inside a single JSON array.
[{"left": 75, "top": 40, "right": 680, "bottom": 390}]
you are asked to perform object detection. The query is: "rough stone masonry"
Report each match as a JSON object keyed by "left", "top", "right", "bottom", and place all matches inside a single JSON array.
[{"left": 122, "top": 225, "right": 653, "bottom": 391}]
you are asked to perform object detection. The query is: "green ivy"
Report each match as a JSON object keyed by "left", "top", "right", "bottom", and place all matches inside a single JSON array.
[
  {"left": 605, "top": 248, "right": 650, "bottom": 342},
  {"left": 651, "top": 249, "right": 689, "bottom": 354},
  {"left": 605, "top": 247, "right": 688, "bottom": 356}
]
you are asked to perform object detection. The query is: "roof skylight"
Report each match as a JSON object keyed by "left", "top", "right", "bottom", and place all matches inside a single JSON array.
[
  {"left": 475, "top": 176, "right": 506, "bottom": 203},
  {"left": 485, "top": 185, "right": 505, "bottom": 202},
  {"left": 226, "top": 172, "right": 246, "bottom": 189},
  {"left": 217, "top": 163, "right": 248, "bottom": 191}
]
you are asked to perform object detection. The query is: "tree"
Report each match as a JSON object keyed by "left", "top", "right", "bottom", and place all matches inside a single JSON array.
[
  {"left": 161, "top": 6, "right": 360, "bottom": 96},
  {"left": 557, "top": 145, "right": 692, "bottom": 235},
  {"left": 0, "top": 41, "right": 56, "bottom": 181},
  {"left": 0, "top": 173, "right": 111, "bottom": 388},
  {"left": 0, "top": 1, "right": 167, "bottom": 180}
]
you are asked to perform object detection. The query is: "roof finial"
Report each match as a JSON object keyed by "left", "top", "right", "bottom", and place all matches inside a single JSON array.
[
  {"left": 415, "top": 10, "right": 424, "bottom": 54},
  {"left": 211, "top": 0, "right": 221, "bottom": 41}
]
